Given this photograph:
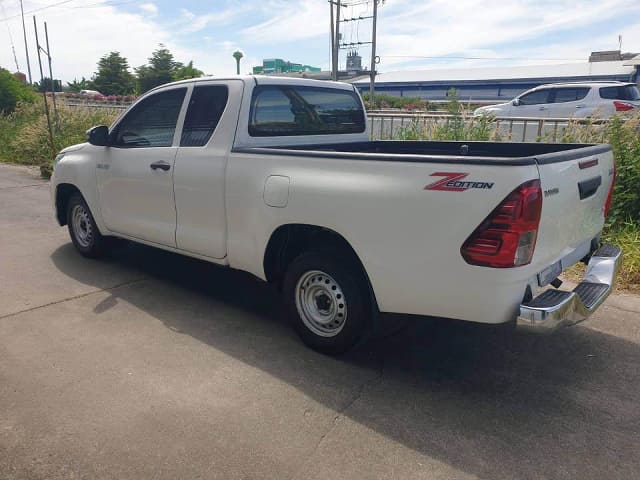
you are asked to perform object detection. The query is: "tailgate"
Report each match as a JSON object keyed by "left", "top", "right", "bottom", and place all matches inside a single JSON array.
[{"left": 533, "top": 145, "right": 614, "bottom": 272}]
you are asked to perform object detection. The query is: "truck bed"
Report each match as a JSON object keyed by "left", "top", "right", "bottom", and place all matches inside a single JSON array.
[{"left": 234, "top": 140, "right": 611, "bottom": 166}]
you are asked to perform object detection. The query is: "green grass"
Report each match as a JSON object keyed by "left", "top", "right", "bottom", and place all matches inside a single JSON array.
[{"left": 0, "top": 100, "right": 121, "bottom": 176}]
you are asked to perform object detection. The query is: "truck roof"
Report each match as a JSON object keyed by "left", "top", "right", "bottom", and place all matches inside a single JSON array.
[{"left": 149, "top": 75, "right": 356, "bottom": 94}]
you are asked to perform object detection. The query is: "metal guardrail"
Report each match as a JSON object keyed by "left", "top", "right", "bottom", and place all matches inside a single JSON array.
[{"left": 367, "top": 112, "right": 608, "bottom": 142}]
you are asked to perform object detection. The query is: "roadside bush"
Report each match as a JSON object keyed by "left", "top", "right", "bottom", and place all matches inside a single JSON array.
[
  {"left": 394, "top": 89, "right": 500, "bottom": 141},
  {"left": 0, "top": 67, "right": 36, "bottom": 113},
  {"left": 362, "top": 93, "right": 434, "bottom": 111},
  {"left": 0, "top": 100, "right": 121, "bottom": 174}
]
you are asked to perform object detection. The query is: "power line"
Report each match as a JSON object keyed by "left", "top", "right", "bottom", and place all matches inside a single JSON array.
[
  {"left": 0, "top": 2, "right": 19, "bottom": 70},
  {"left": 0, "top": 0, "right": 136, "bottom": 22},
  {"left": 0, "top": 0, "right": 76, "bottom": 22},
  {"left": 384, "top": 55, "right": 586, "bottom": 61}
]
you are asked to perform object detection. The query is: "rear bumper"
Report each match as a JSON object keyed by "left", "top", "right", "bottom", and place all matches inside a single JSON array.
[{"left": 517, "top": 244, "right": 622, "bottom": 331}]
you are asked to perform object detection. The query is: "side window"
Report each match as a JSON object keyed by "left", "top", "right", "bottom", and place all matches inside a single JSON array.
[
  {"left": 180, "top": 85, "right": 229, "bottom": 147},
  {"left": 518, "top": 89, "right": 551, "bottom": 105},
  {"left": 600, "top": 85, "right": 640, "bottom": 100},
  {"left": 248, "top": 85, "right": 365, "bottom": 136},
  {"left": 111, "top": 88, "right": 186, "bottom": 148},
  {"left": 552, "top": 87, "right": 590, "bottom": 103}
]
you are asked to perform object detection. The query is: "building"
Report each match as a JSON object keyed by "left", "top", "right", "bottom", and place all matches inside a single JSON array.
[
  {"left": 252, "top": 59, "right": 321, "bottom": 75},
  {"left": 351, "top": 51, "right": 640, "bottom": 103}
]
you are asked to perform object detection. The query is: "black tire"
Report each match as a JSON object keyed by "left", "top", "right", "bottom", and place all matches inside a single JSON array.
[
  {"left": 283, "top": 250, "right": 372, "bottom": 354},
  {"left": 66, "top": 193, "right": 107, "bottom": 258}
]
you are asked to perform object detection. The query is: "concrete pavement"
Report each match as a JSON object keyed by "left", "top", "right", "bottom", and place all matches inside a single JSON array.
[{"left": 1, "top": 162, "right": 639, "bottom": 479}]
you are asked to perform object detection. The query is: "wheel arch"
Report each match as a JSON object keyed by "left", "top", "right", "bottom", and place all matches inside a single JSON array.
[
  {"left": 55, "top": 183, "right": 82, "bottom": 226},
  {"left": 262, "top": 223, "right": 379, "bottom": 312}
]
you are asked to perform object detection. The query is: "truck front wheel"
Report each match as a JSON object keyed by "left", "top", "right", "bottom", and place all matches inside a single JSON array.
[{"left": 283, "top": 251, "right": 371, "bottom": 354}]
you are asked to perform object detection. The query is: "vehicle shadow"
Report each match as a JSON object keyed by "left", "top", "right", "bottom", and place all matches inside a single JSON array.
[{"left": 50, "top": 242, "right": 640, "bottom": 480}]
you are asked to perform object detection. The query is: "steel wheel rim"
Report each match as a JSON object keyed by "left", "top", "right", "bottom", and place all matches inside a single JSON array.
[
  {"left": 295, "top": 270, "right": 347, "bottom": 337},
  {"left": 71, "top": 204, "right": 93, "bottom": 248}
]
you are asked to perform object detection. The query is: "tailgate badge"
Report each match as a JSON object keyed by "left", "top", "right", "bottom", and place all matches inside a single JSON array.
[
  {"left": 424, "top": 172, "right": 494, "bottom": 191},
  {"left": 544, "top": 187, "right": 559, "bottom": 197}
]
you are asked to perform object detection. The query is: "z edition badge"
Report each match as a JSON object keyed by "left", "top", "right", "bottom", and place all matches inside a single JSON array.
[{"left": 424, "top": 172, "right": 494, "bottom": 192}]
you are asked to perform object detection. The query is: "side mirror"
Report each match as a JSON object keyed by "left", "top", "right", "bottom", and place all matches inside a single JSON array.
[
  {"left": 512, "top": 98, "right": 521, "bottom": 106},
  {"left": 86, "top": 125, "right": 109, "bottom": 146}
]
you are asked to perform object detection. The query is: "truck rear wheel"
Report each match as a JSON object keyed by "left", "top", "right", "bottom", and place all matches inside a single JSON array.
[
  {"left": 66, "top": 193, "right": 108, "bottom": 258},
  {"left": 283, "top": 251, "right": 371, "bottom": 354}
]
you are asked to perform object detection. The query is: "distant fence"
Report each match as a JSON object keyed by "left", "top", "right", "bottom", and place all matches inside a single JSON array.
[
  {"left": 58, "top": 99, "right": 607, "bottom": 143},
  {"left": 368, "top": 112, "right": 607, "bottom": 143}
]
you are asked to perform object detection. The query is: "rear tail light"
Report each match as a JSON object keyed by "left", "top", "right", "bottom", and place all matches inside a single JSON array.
[
  {"left": 613, "top": 101, "right": 634, "bottom": 112},
  {"left": 604, "top": 162, "right": 616, "bottom": 218},
  {"left": 461, "top": 180, "right": 543, "bottom": 268}
]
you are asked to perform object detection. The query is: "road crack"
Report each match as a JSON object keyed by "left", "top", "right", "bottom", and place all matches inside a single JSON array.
[
  {"left": 0, "top": 183, "right": 48, "bottom": 190},
  {"left": 0, "top": 278, "right": 147, "bottom": 320},
  {"left": 290, "top": 355, "right": 386, "bottom": 479}
]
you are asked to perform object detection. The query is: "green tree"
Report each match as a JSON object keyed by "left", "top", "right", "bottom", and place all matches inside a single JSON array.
[
  {"left": 135, "top": 45, "right": 203, "bottom": 93},
  {"left": 0, "top": 67, "right": 36, "bottom": 112},
  {"left": 173, "top": 60, "right": 204, "bottom": 81},
  {"left": 135, "top": 44, "right": 177, "bottom": 93},
  {"left": 66, "top": 77, "right": 94, "bottom": 92},
  {"left": 92, "top": 51, "right": 134, "bottom": 95}
]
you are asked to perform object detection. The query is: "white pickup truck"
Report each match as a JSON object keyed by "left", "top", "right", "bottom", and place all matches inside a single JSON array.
[{"left": 51, "top": 76, "right": 621, "bottom": 353}]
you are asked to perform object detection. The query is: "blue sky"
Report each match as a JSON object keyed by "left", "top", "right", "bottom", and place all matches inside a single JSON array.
[{"left": 1, "top": 0, "right": 640, "bottom": 82}]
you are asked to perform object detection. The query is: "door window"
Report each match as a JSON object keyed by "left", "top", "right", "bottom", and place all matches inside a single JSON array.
[
  {"left": 552, "top": 88, "right": 590, "bottom": 103},
  {"left": 518, "top": 89, "right": 551, "bottom": 105},
  {"left": 111, "top": 88, "right": 187, "bottom": 148},
  {"left": 181, "top": 85, "right": 229, "bottom": 147}
]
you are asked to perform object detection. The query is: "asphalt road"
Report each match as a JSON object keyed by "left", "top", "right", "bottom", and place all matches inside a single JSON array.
[{"left": 1, "top": 162, "right": 639, "bottom": 480}]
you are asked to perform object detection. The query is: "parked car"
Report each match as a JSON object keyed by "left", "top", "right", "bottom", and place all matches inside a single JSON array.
[
  {"left": 51, "top": 76, "right": 621, "bottom": 354},
  {"left": 79, "top": 89, "right": 105, "bottom": 100},
  {"left": 474, "top": 81, "right": 640, "bottom": 119}
]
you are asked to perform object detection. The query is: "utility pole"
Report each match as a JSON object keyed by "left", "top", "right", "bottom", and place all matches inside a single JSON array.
[
  {"left": 332, "top": 0, "right": 341, "bottom": 81},
  {"left": 329, "top": 1, "right": 335, "bottom": 80},
  {"left": 369, "top": 0, "right": 378, "bottom": 102},
  {"left": 20, "top": 0, "right": 32, "bottom": 83}
]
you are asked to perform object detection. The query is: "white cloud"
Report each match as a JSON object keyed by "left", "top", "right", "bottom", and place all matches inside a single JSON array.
[
  {"left": 372, "top": 0, "right": 640, "bottom": 71},
  {"left": 0, "top": 1, "right": 242, "bottom": 81},
  {"left": 139, "top": 3, "right": 159, "bottom": 17},
  {"left": 241, "top": 0, "right": 328, "bottom": 44},
  {"left": 1, "top": 0, "right": 638, "bottom": 83}
]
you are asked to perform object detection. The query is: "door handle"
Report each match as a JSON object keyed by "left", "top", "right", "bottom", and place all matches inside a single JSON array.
[
  {"left": 575, "top": 105, "right": 585, "bottom": 108},
  {"left": 539, "top": 106, "right": 546, "bottom": 110},
  {"left": 150, "top": 161, "right": 171, "bottom": 171}
]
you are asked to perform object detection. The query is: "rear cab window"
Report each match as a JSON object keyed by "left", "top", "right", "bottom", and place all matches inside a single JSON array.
[
  {"left": 599, "top": 85, "right": 640, "bottom": 100},
  {"left": 248, "top": 85, "right": 365, "bottom": 136}
]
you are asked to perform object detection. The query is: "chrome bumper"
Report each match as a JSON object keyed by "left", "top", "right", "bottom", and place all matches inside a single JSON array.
[{"left": 517, "top": 244, "right": 622, "bottom": 331}]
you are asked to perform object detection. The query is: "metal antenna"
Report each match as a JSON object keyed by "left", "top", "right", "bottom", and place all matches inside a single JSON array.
[
  {"left": 44, "top": 21, "right": 60, "bottom": 133},
  {"left": 32, "top": 16, "right": 56, "bottom": 161}
]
